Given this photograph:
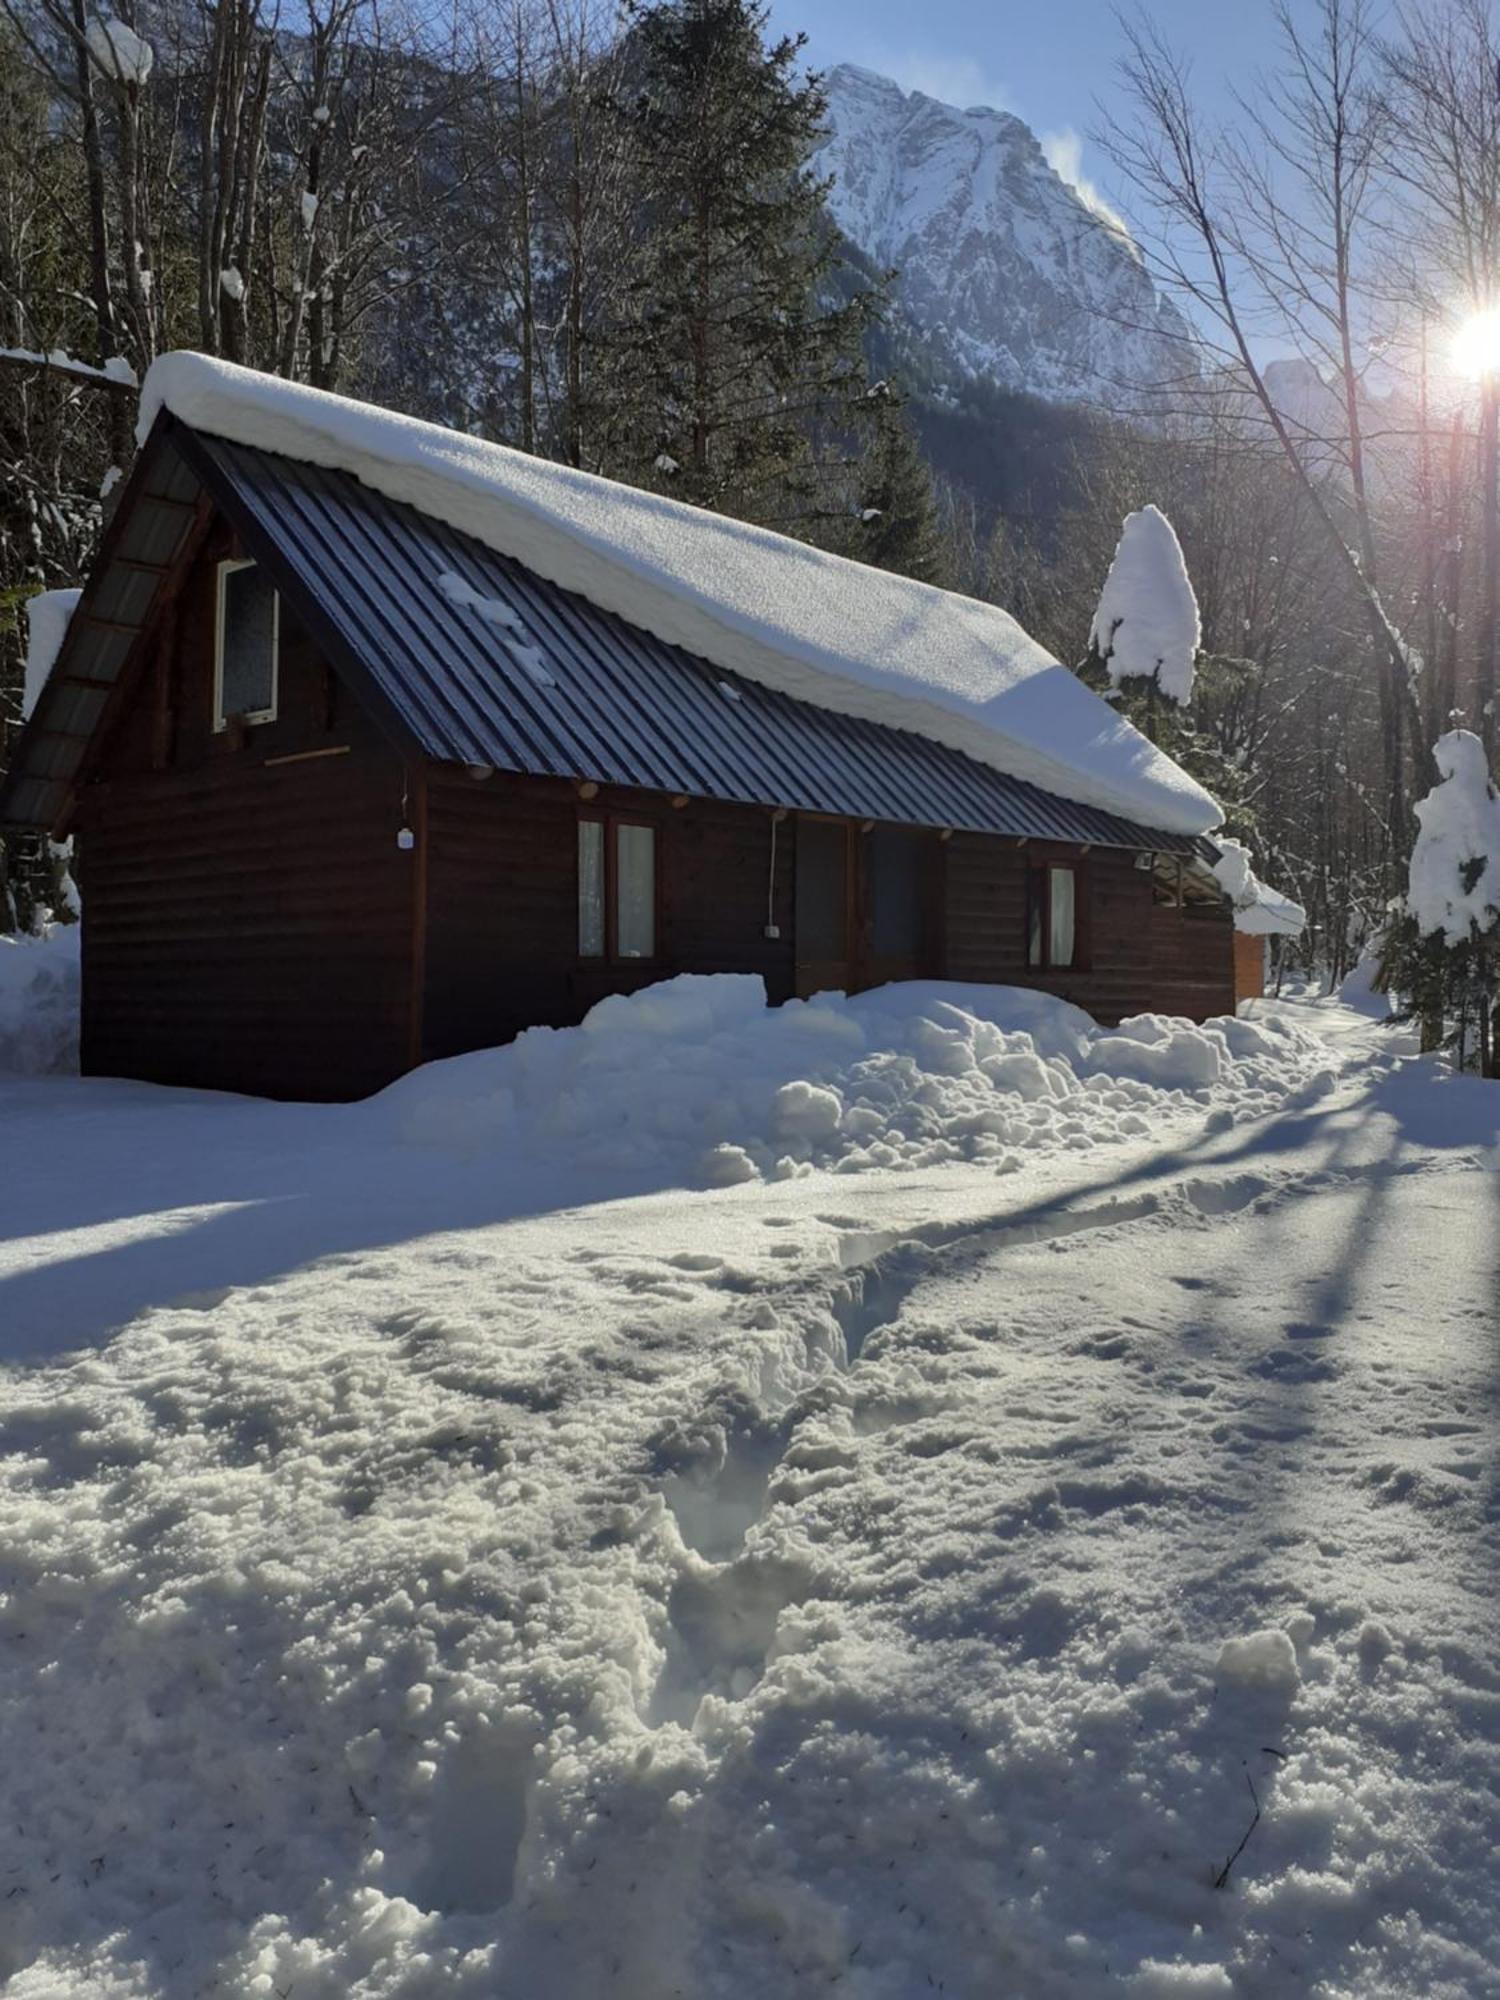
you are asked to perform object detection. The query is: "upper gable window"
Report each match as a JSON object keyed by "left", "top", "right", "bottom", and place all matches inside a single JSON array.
[{"left": 214, "top": 558, "right": 279, "bottom": 729}]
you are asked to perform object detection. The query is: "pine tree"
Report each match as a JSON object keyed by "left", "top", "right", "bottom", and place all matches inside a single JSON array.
[
  {"left": 852, "top": 402, "right": 947, "bottom": 586},
  {"left": 596, "top": 0, "right": 881, "bottom": 529}
]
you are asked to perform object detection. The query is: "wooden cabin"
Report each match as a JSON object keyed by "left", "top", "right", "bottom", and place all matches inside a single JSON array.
[
  {"left": 1, "top": 375, "right": 1246, "bottom": 1101},
  {"left": 1234, "top": 931, "right": 1268, "bottom": 1006}
]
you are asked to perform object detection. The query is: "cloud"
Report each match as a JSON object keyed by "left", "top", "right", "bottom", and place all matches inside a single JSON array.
[{"left": 1039, "top": 127, "right": 1133, "bottom": 240}]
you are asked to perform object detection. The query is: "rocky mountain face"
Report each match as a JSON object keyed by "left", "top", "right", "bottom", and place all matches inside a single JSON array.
[{"left": 815, "top": 64, "right": 1196, "bottom": 409}]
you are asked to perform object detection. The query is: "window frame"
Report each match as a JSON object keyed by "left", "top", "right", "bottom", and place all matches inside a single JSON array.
[
  {"left": 213, "top": 556, "right": 280, "bottom": 732},
  {"left": 1026, "top": 858, "right": 1089, "bottom": 973},
  {"left": 576, "top": 810, "right": 661, "bottom": 965}
]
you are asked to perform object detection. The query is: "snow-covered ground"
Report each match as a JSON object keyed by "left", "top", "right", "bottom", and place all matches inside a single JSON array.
[{"left": 0, "top": 979, "right": 1496, "bottom": 1997}]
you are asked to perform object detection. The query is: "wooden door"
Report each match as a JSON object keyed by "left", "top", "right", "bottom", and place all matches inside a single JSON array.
[
  {"left": 864, "top": 824, "right": 936, "bottom": 988},
  {"left": 795, "top": 817, "right": 853, "bottom": 996}
]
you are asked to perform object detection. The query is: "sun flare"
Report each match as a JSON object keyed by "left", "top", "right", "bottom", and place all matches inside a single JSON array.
[{"left": 1452, "top": 306, "right": 1500, "bottom": 380}]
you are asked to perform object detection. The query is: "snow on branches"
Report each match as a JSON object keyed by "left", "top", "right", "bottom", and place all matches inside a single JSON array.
[
  {"left": 1090, "top": 504, "right": 1201, "bottom": 706},
  {"left": 1407, "top": 731, "right": 1500, "bottom": 946},
  {"left": 85, "top": 17, "right": 155, "bottom": 86}
]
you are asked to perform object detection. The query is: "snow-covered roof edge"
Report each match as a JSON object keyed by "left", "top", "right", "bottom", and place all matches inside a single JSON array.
[
  {"left": 137, "top": 354, "right": 1223, "bottom": 837},
  {"left": 23, "top": 588, "right": 83, "bottom": 720},
  {"left": 1210, "top": 839, "right": 1306, "bottom": 937}
]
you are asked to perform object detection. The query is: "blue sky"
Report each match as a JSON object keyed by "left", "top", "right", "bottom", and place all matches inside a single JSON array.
[{"left": 768, "top": 0, "right": 1298, "bottom": 232}]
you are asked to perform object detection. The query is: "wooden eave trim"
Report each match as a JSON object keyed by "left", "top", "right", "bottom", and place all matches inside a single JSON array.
[
  {"left": 432, "top": 763, "right": 1184, "bottom": 859},
  {"left": 0, "top": 408, "right": 202, "bottom": 832},
  {"left": 68, "top": 488, "right": 218, "bottom": 803},
  {"left": 79, "top": 613, "right": 148, "bottom": 636}
]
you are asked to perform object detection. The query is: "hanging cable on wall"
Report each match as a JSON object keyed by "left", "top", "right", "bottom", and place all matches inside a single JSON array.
[{"left": 765, "top": 809, "right": 785, "bottom": 939}]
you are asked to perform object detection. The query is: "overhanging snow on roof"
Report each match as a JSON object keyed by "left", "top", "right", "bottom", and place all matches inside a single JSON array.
[
  {"left": 1210, "top": 839, "right": 1306, "bottom": 938},
  {"left": 183, "top": 430, "right": 1201, "bottom": 851},
  {"left": 137, "top": 352, "right": 1223, "bottom": 838}
]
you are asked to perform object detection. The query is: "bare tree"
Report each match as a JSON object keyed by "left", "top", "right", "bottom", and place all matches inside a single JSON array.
[
  {"left": 1102, "top": 5, "right": 1423, "bottom": 873},
  {"left": 1383, "top": 0, "right": 1500, "bottom": 759}
]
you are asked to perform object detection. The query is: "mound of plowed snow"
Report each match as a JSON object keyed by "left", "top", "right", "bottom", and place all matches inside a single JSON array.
[{"left": 383, "top": 976, "right": 1332, "bottom": 1187}]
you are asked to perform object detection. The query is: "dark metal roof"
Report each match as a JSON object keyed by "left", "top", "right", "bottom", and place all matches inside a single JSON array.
[
  {"left": 2, "top": 417, "right": 1198, "bottom": 853},
  {"left": 1, "top": 432, "right": 205, "bottom": 829},
  {"left": 186, "top": 430, "right": 1196, "bottom": 851}
]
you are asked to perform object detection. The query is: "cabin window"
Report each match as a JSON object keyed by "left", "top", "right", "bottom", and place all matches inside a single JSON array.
[
  {"left": 616, "top": 824, "right": 656, "bottom": 958},
  {"left": 1027, "top": 863, "right": 1082, "bottom": 971},
  {"left": 577, "top": 815, "right": 657, "bottom": 961},
  {"left": 214, "top": 558, "right": 279, "bottom": 729}
]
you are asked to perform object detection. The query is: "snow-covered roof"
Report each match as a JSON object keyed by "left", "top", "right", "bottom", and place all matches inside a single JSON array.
[
  {"left": 137, "top": 354, "right": 1223, "bottom": 837},
  {"left": 1211, "top": 839, "right": 1306, "bottom": 938}
]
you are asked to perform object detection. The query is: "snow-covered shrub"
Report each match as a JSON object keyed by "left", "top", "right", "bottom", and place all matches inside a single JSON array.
[
  {"left": 0, "top": 923, "right": 80, "bottom": 1073},
  {"left": 1407, "top": 731, "right": 1500, "bottom": 944},
  {"left": 3, "top": 589, "right": 84, "bottom": 936},
  {"left": 1387, "top": 731, "right": 1500, "bottom": 1073},
  {"left": 1089, "top": 504, "right": 1201, "bottom": 706}
]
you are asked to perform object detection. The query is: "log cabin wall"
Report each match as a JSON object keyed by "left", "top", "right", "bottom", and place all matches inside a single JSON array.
[
  {"left": 68, "top": 503, "right": 1236, "bottom": 1099},
  {"left": 74, "top": 518, "right": 417, "bottom": 1100},
  {"left": 1233, "top": 930, "right": 1267, "bottom": 1004},
  {"left": 943, "top": 835, "right": 1236, "bottom": 1024},
  {"left": 421, "top": 770, "right": 796, "bottom": 1060}
]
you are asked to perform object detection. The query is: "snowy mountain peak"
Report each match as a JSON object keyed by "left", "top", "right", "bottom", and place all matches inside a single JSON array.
[
  {"left": 828, "top": 60, "right": 1033, "bottom": 137},
  {"left": 816, "top": 63, "right": 1196, "bottom": 406}
]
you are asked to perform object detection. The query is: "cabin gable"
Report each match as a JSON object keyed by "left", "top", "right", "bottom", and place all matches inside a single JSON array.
[{"left": 71, "top": 468, "right": 420, "bottom": 1101}]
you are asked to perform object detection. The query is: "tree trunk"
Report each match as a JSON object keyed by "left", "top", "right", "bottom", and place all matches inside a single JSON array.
[
  {"left": 69, "top": 0, "right": 129, "bottom": 464},
  {"left": 1480, "top": 374, "right": 1499, "bottom": 760}
]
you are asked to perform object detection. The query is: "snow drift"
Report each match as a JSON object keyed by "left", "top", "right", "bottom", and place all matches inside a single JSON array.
[
  {"left": 383, "top": 975, "right": 1330, "bottom": 1188},
  {"left": 137, "top": 353, "right": 1222, "bottom": 836}
]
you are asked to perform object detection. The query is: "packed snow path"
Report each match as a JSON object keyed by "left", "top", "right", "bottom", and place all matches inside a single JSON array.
[{"left": 0, "top": 994, "right": 1496, "bottom": 1996}]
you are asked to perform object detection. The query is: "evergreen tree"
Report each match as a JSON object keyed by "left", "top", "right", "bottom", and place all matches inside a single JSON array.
[
  {"left": 1383, "top": 731, "right": 1500, "bottom": 1072},
  {"left": 1073, "top": 510, "right": 1261, "bottom": 833},
  {"left": 852, "top": 401, "right": 948, "bottom": 586},
  {"left": 596, "top": 0, "right": 881, "bottom": 529},
  {"left": 1087, "top": 504, "right": 1200, "bottom": 719}
]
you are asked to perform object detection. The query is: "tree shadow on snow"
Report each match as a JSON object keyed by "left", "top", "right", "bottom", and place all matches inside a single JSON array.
[{"left": 0, "top": 1076, "right": 699, "bottom": 1363}]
